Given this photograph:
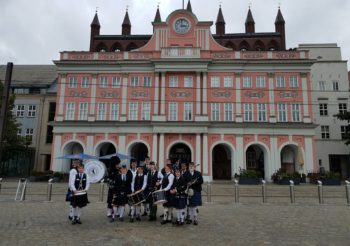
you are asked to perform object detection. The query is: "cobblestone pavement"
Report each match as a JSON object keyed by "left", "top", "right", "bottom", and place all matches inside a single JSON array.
[{"left": 0, "top": 181, "right": 350, "bottom": 245}]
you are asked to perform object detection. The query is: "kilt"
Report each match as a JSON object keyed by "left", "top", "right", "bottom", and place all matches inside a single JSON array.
[
  {"left": 107, "top": 188, "right": 114, "bottom": 208},
  {"left": 188, "top": 191, "right": 202, "bottom": 207},
  {"left": 112, "top": 192, "right": 128, "bottom": 206},
  {"left": 72, "top": 193, "right": 89, "bottom": 208},
  {"left": 145, "top": 189, "right": 154, "bottom": 204},
  {"left": 163, "top": 193, "right": 175, "bottom": 208},
  {"left": 174, "top": 196, "right": 187, "bottom": 209}
]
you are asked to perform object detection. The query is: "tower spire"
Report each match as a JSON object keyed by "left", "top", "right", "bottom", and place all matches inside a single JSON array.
[
  {"left": 122, "top": 7, "right": 131, "bottom": 35},
  {"left": 90, "top": 11, "right": 101, "bottom": 51},
  {"left": 245, "top": 7, "right": 255, "bottom": 33},
  {"left": 275, "top": 7, "right": 286, "bottom": 50},
  {"left": 154, "top": 4, "right": 161, "bottom": 23},
  {"left": 186, "top": 0, "right": 192, "bottom": 12},
  {"left": 215, "top": 5, "right": 225, "bottom": 36}
]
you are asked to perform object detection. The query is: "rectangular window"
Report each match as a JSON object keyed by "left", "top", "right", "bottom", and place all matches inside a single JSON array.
[
  {"left": 81, "top": 77, "right": 89, "bottom": 88},
  {"left": 65, "top": 103, "right": 75, "bottom": 120},
  {"left": 224, "top": 76, "right": 233, "bottom": 88},
  {"left": 321, "top": 126, "right": 330, "bottom": 139},
  {"left": 46, "top": 126, "right": 53, "bottom": 144},
  {"left": 68, "top": 77, "right": 77, "bottom": 88},
  {"left": 112, "top": 77, "right": 121, "bottom": 88},
  {"left": 276, "top": 76, "right": 285, "bottom": 88},
  {"left": 78, "top": 103, "right": 88, "bottom": 120},
  {"left": 319, "top": 103, "right": 328, "bottom": 116},
  {"left": 291, "top": 104, "right": 301, "bottom": 122},
  {"left": 211, "top": 76, "right": 220, "bottom": 88},
  {"left": 97, "top": 103, "right": 107, "bottom": 121},
  {"left": 257, "top": 103, "right": 267, "bottom": 122},
  {"left": 128, "top": 102, "right": 138, "bottom": 120},
  {"left": 141, "top": 102, "right": 151, "bottom": 121},
  {"left": 333, "top": 81, "right": 339, "bottom": 91},
  {"left": 243, "top": 76, "right": 252, "bottom": 88},
  {"left": 184, "top": 102, "right": 193, "bottom": 121},
  {"left": 244, "top": 103, "right": 253, "bottom": 122},
  {"left": 224, "top": 103, "right": 233, "bottom": 121},
  {"left": 256, "top": 76, "right": 266, "bottom": 88},
  {"left": 289, "top": 76, "right": 298, "bottom": 88},
  {"left": 17, "top": 129, "right": 22, "bottom": 137},
  {"left": 169, "top": 76, "right": 178, "bottom": 88},
  {"left": 14, "top": 88, "right": 29, "bottom": 94},
  {"left": 143, "top": 76, "right": 151, "bottom": 87},
  {"left": 341, "top": 126, "right": 348, "bottom": 140},
  {"left": 211, "top": 103, "right": 220, "bottom": 121},
  {"left": 25, "top": 128, "right": 34, "bottom": 143},
  {"left": 110, "top": 103, "right": 119, "bottom": 121},
  {"left": 277, "top": 103, "right": 287, "bottom": 122},
  {"left": 27, "top": 105, "right": 36, "bottom": 117},
  {"left": 130, "top": 76, "right": 139, "bottom": 87},
  {"left": 184, "top": 76, "right": 193, "bottom": 88},
  {"left": 168, "top": 102, "right": 178, "bottom": 121},
  {"left": 16, "top": 105, "right": 25, "bottom": 117},
  {"left": 339, "top": 103, "right": 347, "bottom": 114},
  {"left": 319, "top": 81, "right": 326, "bottom": 91},
  {"left": 99, "top": 77, "right": 108, "bottom": 88}
]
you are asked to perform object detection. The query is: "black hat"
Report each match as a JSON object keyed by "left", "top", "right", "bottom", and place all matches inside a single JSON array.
[
  {"left": 121, "top": 164, "right": 127, "bottom": 169},
  {"left": 149, "top": 161, "right": 155, "bottom": 165}
]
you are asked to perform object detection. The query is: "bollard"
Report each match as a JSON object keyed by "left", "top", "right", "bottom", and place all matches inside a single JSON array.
[
  {"left": 345, "top": 181, "right": 350, "bottom": 205},
  {"left": 234, "top": 179, "right": 239, "bottom": 203},
  {"left": 206, "top": 182, "right": 212, "bottom": 203},
  {"left": 0, "top": 178, "right": 2, "bottom": 194},
  {"left": 98, "top": 179, "right": 105, "bottom": 203},
  {"left": 262, "top": 180, "right": 267, "bottom": 203},
  {"left": 289, "top": 180, "right": 295, "bottom": 204},
  {"left": 317, "top": 180, "right": 324, "bottom": 204},
  {"left": 47, "top": 179, "right": 53, "bottom": 202}
]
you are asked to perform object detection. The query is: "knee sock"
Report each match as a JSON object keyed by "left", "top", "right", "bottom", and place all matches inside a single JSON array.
[
  {"left": 163, "top": 208, "right": 169, "bottom": 221},
  {"left": 112, "top": 207, "right": 118, "bottom": 219},
  {"left": 193, "top": 206, "right": 198, "bottom": 221},
  {"left": 131, "top": 206, "right": 135, "bottom": 218},
  {"left": 168, "top": 208, "right": 173, "bottom": 220},
  {"left": 176, "top": 210, "right": 181, "bottom": 221},
  {"left": 180, "top": 209, "right": 185, "bottom": 222},
  {"left": 118, "top": 206, "right": 125, "bottom": 218},
  {"left": 136, "top": 206, "right": 141, "bottom": 216},
  {"left": 189, "top": 207, "right": 194, "bottom": 220},
  {"left": 69, "top": 205, "right": 73, "bottom": 218}
]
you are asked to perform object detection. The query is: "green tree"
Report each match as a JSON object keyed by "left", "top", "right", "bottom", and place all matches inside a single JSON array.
[
  {"left": 0, "top": 82, "right": 26, "bottom": 161},
  {"left": 335, "top": 111, "right": 350, "bottom": 145}
]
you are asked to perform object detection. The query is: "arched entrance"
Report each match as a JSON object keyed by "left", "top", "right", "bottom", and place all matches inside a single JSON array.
[
  {"left": 169, "top": 143, "right": 191, "bottom": 165},
  {"left": 212, "top": 144, "right": 232, "bottom": 180},
  {"left": 280, "top": 145, "right": 299, "bottom": 174},
  {"left": 95, "top": 142, "right": 117, "bottom": 169},
  {"left": 129, "top": 143, "right": 149, "bottom": 165},
  {"left": 62, "top": 141, "right": 84, "bottom": 172},
  {"left": 246, "top": 145, "right": 265, "bottom": 178}
]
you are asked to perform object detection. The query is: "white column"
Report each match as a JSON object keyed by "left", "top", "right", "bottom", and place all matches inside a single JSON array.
[
  {"left": 235, "top": 74, "right": 242, "bottom": 122},
  {"left": 90, "top": 75, "right": 97, "bottom": 116},
  {"left": 121, "top": 74, "right": 128, "bottom": 120},
  {"left": 196, "top": 72, "right": 201, "bottom": 115},
  {"left": 304, "top": 137, "right": 314, "bottom": 173},
  {"left": 202, "top": 134, "right": 208, "bottom": 175},
  {"left": 301, "top": 74, "right": 310, "bottom": 122},
  {"left": 158, "top": 134, "right": 165, "bottom": 170},
  {"left": 269, "top": 136, "right": 280, "bottom": 181},
  {"left": 87, "top": 134, "right": 94, "bottom": 155},
  {"left": 202, "top": 72, "right": 208, "bottom": 115},
  {"left": 152, "top": 133, "right": 158, "bottom": 163},
  {"left": 118, "top": 134, "right": 126, "bottom": 153},
  {"left": 52, "top": 134, "right": 62, "bottom": 172},
  {"left": 160, "top": 73, "right": 166, "bottom": 115},
  {"left": 154, "top": 73, "right": 159, "bottom": 115},
  {"left": 268, "top": 73, "right": 276, "bottom": 123},
  {"left": 236, "top": 135, "right": 244, "bottom": 173},
  {"left": 196, "top": 134, "right": 201, "bottom": 168},
  {"left": 57, "top": 75, "right": 66, "bottom": 121}
]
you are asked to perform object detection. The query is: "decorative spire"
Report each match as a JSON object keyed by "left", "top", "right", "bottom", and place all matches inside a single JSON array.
[
  {"left": 122, "top": 8, "right": 131, "bottom": 26},
  {"left": 122, "top": 7, "right": 131, "bottom": 35},
  {"left": 245, "top": 8, "right": 255, "bottom": 33},
  {"left": 91, "top": 12, "right": 100, "bottom": 27},
  {"left": 216, "top": 5, "right": 225, "bottom": 24},
  {"left": 216, "top": 5, "right": 225, "bottom": 36},
  {"left": 186, "top": 0, "right": 192, "bottom": 12},
  {"left": 275, "top": 8, "right": 285, "bottom": 24},
  {"left": 154, "top": 4, "right": 161, "bottom": 23}
]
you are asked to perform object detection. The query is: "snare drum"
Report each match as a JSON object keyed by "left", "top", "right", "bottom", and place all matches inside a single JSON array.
[
  {"left": 128, "top": 190, "right": 146, "bottom": 206},
  {"left": 152, "top": 190, "right": 167, "bottom": 205}
]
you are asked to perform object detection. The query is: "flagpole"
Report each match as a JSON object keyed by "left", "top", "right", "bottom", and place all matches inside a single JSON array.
[{"left": 182, "top": 0, "right": 184, "bottom": 9}]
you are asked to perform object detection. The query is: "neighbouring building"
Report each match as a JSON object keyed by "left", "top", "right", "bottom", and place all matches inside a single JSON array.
[
  {"left": 0, "top": 65, "right": 57, "bottom": 174},
  {"left": 298, "top": 44, "right": 350, "bottom": 178},
  {"left": 52, "top": 2, "right": 317, "bottom": 181}
]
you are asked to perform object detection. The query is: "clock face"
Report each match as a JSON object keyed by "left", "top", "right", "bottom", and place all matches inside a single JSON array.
[{"left": 174, "top": 18, "right": 190, "bottom": 34}]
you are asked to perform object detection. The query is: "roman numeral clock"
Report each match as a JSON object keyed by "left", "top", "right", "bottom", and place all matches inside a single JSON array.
[{"left": 174, "top": 18, "right": 190, "bottom": 34}]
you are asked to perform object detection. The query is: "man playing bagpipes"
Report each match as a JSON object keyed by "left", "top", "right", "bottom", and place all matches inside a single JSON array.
[
  {"left": 145, "top": 161, "right": 163, "bottom": 221},
  {"left": 106, "top": 156, "right": 121, "bottom": 218},
  {"left": 170, "top": 168, "right": 187, "bottom": 226}
]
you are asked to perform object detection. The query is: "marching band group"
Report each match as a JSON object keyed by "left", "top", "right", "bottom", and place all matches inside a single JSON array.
[{"left": 66, "top": 157, "right": 204, "bottom": 227}]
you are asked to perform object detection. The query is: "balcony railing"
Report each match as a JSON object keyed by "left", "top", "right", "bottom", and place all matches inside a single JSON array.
[{"left": 161, "top": 47, "right": 201, "bottom": 58}]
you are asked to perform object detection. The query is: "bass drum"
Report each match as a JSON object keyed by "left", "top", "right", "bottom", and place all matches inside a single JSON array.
[{"left": 84, "top": 160, "right": 106, "bottom": 183}]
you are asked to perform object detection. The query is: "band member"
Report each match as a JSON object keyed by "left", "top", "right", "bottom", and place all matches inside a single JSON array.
[
  {"left": 160, "top": 159, "right": 172, "bottom": 176},
  {"left": 106, "top": 157, "right": 121, "bottom": 218},
  {"left": 67, "top": 159, "right": 81, "bottom": 221},
  {"left": 171, "top": 169, "right": 187, "bottom": 226},
  {"left": 111, "top": 165, "right": 132, "bottom": 222},
  {"left": 142, "top": 157, "right": 151, "bottom": 216},
  {"left": 127, "top": 159, "right": 137, "bottom": 181},
  {"left": 180, "top": 162, "right": 188, "bottom": 176},
  {"left": 69, "top": 165, "right": 90, "bottom": 225},
  {"left": 130, "top": 165, "right": 147, "bottom": 222},
  {"left": 184, "top": 162, "right": 203, "bottom": 225},
  {"left": 146, "top": 161, "right": 163, "bottom": 221},
  {"left": 161, "top": 164, "right": 175, "bottom": 225}
]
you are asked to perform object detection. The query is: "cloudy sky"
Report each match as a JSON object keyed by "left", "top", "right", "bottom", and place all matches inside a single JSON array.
[{"left": 0, "top": 0, "right": 349, "bottom": 68}]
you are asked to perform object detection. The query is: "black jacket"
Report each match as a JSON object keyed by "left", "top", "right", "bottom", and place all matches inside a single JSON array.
[{"left": 183, "top": 170, "right": 203, "bottom": 192}]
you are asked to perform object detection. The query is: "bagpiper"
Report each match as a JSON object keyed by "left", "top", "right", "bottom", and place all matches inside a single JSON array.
[{"left": 145, "top": 161, "right": 163, "bottom": 221}]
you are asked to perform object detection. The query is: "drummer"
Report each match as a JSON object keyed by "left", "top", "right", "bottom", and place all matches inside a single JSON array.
[
  {"left": 106, "top": 156, "right": 120, "bottom": 218},
  {"left": 161, "top": 164, "right": 175, "bottom": 225},
  {"left": 146, "top": 161, "right": 163, "bottom": 221},
  {"left": 171, "top": 168, "right": 187, "bottom": 226},
  {"left": 130, "top": 164, "right": 147, "bottom": 222},
  {"left": 142, "top": 157, "right": 151, "bottom": 216},
  {"left": 69, "top": 165, "right": 90, "bottom": 225}
]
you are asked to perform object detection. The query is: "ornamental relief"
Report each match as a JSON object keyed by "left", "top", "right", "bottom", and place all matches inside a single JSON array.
[
  {"left": 170, "top": 91, "right": 192, "bottom": 98},
  {"left": 70, "top": 91, "right": 88, "bottom": 97},
  {"left": 99, "top": 53, "right": 122, "bottom": 60},
  {"left": 130, "top": 53, "right": 151, "bottom": 59},
  {"left": 212, "top": 91, "right": 232, "bottom": 98},
  {"left": 279, "top": 91, "right": 298, "bottom": 98},
  {"left": 101, "top": 91, "right": 119, "bottom": 98},
  {"left": 275, "top": 53, "right": 296, "bottom": 59},
  {"left": 131, "top": 91, "right": 150, "bottom": 98},
  {"left": 243, "top": 53, "right": 265, "bottom": 59},
  {"left": 244, "top": 91, "right": 265, "bottom": 98},
  {"left": 211, "top": 53, "right": 233, "bottom": 59}
]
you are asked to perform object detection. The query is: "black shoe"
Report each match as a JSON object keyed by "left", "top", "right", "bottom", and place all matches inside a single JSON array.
[
  {"left": 71, "top": 219, "right": 77, "bottom": 225},
  {"left": 136, "top": 216, "right": 141, "bottom": 221},
  {"left": 68, "top": 216, "right": 73, "bottom": 221},
  {"left": 186, "top": 220, "right": 192, "bottom": 224},
  {"left": 107, "top": 214, "right": 112, "bottom": 218},
  {"left": 142, "top": 212, "right": 148, "bottom": 216},
  {"left": 130, "top": 218, "right": 134, "bottom": 223},
  {"left": 180, "top": 222, "right": 184, "bottom": 226},
  {"left": 161, "top": 220, "right": 167, "bottom": 225},
  {"left": 193, "top": 220, "right": 198, "bottom": 226},
  {"left": 76, "top": 219, "right": 82, "bottom": 224},
  {"left": 110, "top": 218, "right": 115, "bottom": 223},
  {"left": 119, "top": 218, "right": 124, "bottom": 222}
]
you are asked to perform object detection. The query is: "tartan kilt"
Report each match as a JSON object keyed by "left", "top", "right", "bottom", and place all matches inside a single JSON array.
[
  {"left": 188, "top": 191, "right": 202, "bottom": 207},
  {"left": 72, "top": 193, "right": 89, "bottom": 208},
  {"left": 112, "top": 192, "right": 128, "bottom": 206},
  {"left": 107, "top": 189, "right": 114, "bottom": 207},
  {"left": 174, "top": 197, "right": 187, "bottom": 209},
  {"left": 145, "top": 189, "right": 154, "bottom": 204},
  {"left": 163, "top": 193, "right": 175, "bottom": 208}
]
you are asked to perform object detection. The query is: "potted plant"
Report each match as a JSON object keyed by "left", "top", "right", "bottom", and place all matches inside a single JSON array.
[
  {"left": 238, "top": 168, "right": 261, "bottom": 185},
  {"left": 52, "top": 172, "right": 63, "bottom": 182},
  {"left": 320, "top": 171, "right": 341, "bottom": 186},
  {"left": 271, "top": 169, "right": 302, "bottom": 185},
  {"left": 29, "top": 170, "right": 52, "bottom": 182}
]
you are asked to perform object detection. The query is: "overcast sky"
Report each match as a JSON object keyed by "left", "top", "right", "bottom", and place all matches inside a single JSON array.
[{"left": 0, "top": 0, "right": 349, "bottom": 69}]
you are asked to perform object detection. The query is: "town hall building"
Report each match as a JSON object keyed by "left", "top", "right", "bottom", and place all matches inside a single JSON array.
[{"left": 52, "top": 1, "right": 317, "bottom": 181}]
